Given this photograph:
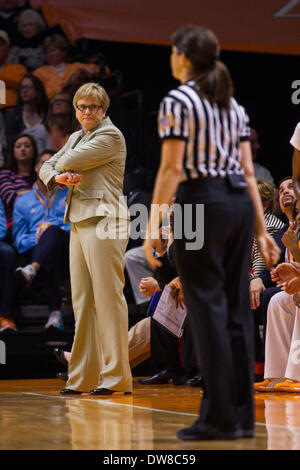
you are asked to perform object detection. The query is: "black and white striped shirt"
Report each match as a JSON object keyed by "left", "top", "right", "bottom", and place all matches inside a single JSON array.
[
  {"left": 158, "top": 80, "right": 250, "bottom": 181},
  {"left": 250, "top": 211, "right": 285, "bottom": 281}
]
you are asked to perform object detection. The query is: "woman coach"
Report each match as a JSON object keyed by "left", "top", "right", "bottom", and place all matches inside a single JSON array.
[
  {"left": 39, "top": 82, "right": 132, "bottom": 395},
  {"left": 143, "top": 25, "right": 280, "bottom": 440}
]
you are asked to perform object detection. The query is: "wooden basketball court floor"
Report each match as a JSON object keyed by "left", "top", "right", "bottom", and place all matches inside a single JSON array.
[{"left": 1, "top": 378, "right": 300, "bottom": 451}]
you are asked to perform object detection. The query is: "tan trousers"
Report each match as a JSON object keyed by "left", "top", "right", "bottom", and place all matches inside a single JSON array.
[
  {"left": 67, "top": 217, "right": 132, "bottom": 392},
  {"left": 128, "top": 317, "right": 151, "bottom": 369}
]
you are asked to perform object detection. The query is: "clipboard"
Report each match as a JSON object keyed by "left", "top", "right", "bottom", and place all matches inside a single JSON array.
[{"left": 152, "top": 285, "right": 187, "bottom": 338}]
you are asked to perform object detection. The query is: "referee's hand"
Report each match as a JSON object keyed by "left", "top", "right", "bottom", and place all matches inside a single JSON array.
[{"left": 257, "top": 232, "right": 280, "bottom": 270}]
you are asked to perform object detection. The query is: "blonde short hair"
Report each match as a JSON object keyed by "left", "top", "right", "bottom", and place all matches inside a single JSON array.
[{"left": 73, "top": 83, "right": 110, "bottom": 113}]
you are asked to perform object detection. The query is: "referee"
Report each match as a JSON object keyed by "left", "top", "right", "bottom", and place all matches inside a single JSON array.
[{"left": 143, "top": 25, "right": 280, "bottom": 441}]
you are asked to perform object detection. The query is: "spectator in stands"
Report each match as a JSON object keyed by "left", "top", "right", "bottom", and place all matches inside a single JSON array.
[
  {"left": 29, "top": 0, "right": 42, "bottom": 10},
  {"left": 0, "top": 29, "right": 27, "bottom": 109},
  {"left": 0, "top": 197, "right": 18, "bottom": 333},
  {"left": 4, "top": 73, "right": 50, "bottom": 153},
  {"left": 0, "top": 133, "right": 38, "bottom": 227},
  {"left": 250, "top": 177, "right": 295, "bottom": 312},
  {"left": 8, "top": 8, "right": 47, "bottom": 71},
  {"left": 250, "top": 177, "right": 296, "bottom": 376},
  {"left": 14, "top": 149, "right": 70, "bottom": 331},
  {"left": 254, "top": 199, "right": 300, "bottom": 392},
  {"left": 125, "top": 246, "right": 154, "bottom": 305},
  {"left": 250, "top": 129, "right": 275, "bottom": 186},
  {"left": 0, "top": 112, "right": 7, "bottom": 167},
  {"left": 46, "top": 93, "right": 79, "bottom": 152},
  {"left": 0, "top": 1, "right": 24, "bottom": 45},
  {"left": 33, "top": 33, "right": 99, "bottom": 100},
  {"left": 250, "top": 180, "right": 284, "bottom": 282}
]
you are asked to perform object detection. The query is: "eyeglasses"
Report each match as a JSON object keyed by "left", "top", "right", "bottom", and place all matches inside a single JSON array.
[
  {"left": 20, "top": 85, "right": 35, "bottom": 90},
  {"left": 76, "top": 104, "right": 103, "bottom": 114}
]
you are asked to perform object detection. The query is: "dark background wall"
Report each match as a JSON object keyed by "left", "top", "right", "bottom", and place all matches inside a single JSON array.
[{"left": 85, "top": 39, "right": 300, "bottom": 185}]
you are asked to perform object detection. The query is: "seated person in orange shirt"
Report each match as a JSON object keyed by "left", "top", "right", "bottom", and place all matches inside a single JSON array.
[
  {"left": 0, "top": 30, "right": 27, "bottom": 109},
  {"left": 33, "top": 33, "right": 100, "bottom": 100}
]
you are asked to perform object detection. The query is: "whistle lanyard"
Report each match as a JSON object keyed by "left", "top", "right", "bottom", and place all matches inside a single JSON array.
[{"left": 33, "top": 185, "right": 58, "bottom": 218}]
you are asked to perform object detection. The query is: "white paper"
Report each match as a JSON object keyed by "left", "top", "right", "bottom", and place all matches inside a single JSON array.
[{"left": 152, "top": 285, "right": 187, "bottom": 338}]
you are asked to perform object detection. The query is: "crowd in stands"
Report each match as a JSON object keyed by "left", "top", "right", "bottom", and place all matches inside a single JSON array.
[
  {"left": 1, "top": 1, "right": 300, "bottom": 392},
  {"left": 0, "top": 1, "right": 104, "bottom": 333}
]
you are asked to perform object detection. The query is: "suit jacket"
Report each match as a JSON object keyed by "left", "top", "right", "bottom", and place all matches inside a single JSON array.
[{"left": 39, "top": 116, "right": 129, "bottom": 224}]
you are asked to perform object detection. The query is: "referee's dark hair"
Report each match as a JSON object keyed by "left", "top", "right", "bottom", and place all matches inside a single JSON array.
[{"left": 172, "top": 24, "right": 233, "bottom": 109}]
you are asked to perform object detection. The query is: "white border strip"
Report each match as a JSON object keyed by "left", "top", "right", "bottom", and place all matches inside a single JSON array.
[{"left": 274, "top": 0, "right": 300, "bottom": 17}]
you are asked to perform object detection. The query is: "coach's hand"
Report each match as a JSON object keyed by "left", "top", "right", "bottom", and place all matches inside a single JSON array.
[{"left": 55, "top": 172, "right": 82, "bottom": 186}]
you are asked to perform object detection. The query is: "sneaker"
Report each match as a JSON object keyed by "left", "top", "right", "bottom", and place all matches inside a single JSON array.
[
  {"left": 0, "top": 316, "right": 17, "bottom": 333},
  {"left": 288, "top": 382, "right": 300, "bottom": 392},
  {"left": 45, "top": 311, "right": 64, "bottom": 331},
  {"left": 254, "top": 378, "right": 283, "bottom": 392},
  {"left": 254, "top": 379, "right": 271, "bottom": 392},
  {"left": 16, "top": 265, "right": 36, "bottom": 288},
  {"left": 274, "top": 380, "right": 295, "bottom": 392}
]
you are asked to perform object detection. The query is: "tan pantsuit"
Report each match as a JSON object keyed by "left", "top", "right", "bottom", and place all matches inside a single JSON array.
[
  {"left": 39, "top": 116, "right": 132, "bottom": 392},
  {"left": 67, "top": 217, "right": 132, "bottom": 392}
]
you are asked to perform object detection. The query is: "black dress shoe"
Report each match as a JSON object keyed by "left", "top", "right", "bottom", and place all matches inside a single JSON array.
[
  {"left": 186, "top": 374, "right": 204, "bottom": 387},
  {"left": 177, "top": 422, "right": 242, "bottom": 441},
  {"left": 57, "top": 371, "right": 68, "bottom": 381},
  {"left": 138, "top": 369, "right": 173, "bottom": 385},
  {"left": 60, "top": 388, "right": 82, "bottom": 395},
  {"left": 54, "top": 348, "right": 68, "bottom": 367},
  {"left": 170, "top": 374, "right": 194, "bottom": 385},
  {"left": 90, "top": 388, "right": 132, "bottom": 395}
]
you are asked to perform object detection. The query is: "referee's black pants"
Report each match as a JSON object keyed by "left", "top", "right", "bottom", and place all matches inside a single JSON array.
[{"left": 174, "top": 177, "right": 255, "bottom": 431}]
